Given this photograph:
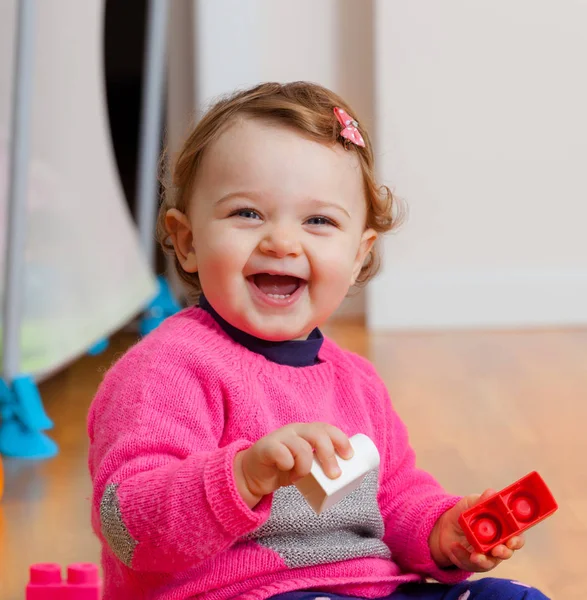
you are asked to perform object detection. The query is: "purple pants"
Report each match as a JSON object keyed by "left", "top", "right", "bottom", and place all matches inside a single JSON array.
[{"left": 269, "top": 578, "right": 549, "bottom": 600}]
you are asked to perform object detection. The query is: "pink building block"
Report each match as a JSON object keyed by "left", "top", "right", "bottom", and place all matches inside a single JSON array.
[{"left": 27, "top": 563, "right": 101, "bottom": 599}]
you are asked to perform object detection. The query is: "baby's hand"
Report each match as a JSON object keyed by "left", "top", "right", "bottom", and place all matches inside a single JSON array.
[
  {"left": 429, "top": 489, "right": 525, "bottom": 572},
  {"left": 234, "top": 423, "right": 353, "bottom": 508}
]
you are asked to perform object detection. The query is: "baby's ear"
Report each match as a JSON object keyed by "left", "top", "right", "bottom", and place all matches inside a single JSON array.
[
  {"left": 351, "top": 228, "right": 377, "bottom": 285},
  {"left": 165, "top": 209, "right": 198, "bottom": 273}
]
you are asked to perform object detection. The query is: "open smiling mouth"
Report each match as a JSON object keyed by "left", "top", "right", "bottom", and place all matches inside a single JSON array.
[{"left": 247, "top": 273, "right": 307, "bottom": 305}]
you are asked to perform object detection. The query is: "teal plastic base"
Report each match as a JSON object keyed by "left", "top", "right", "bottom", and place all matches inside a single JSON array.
[
  {"left": 87, "top": 338, "right": 109, "bottom": 356},
  {"left": 0, "top": 374, "right": 57, "bottom": 459},
  {"left": 0, "top": 419, "right": 58, "bottom": 459},
  {"left": 139, "top": 275, "right": 181, "bottom": 336}
]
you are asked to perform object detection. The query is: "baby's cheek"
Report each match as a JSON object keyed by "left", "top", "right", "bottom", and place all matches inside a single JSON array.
[
  {"left": 204, "top": 240, "right": 246, "bottom": 271},
  {"left": 313, "top": 259, "right": 356, "bottom": 300},
  {"left": 325, "top": 252, "right": 357, "bottom": 282}
]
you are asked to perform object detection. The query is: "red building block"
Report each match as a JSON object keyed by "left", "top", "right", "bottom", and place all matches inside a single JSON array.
[
  {"left": 458, "top": 471, "right": 558, "bottom": 554},
  {"left": 26, "top": 563, "right": 101, "bottom": 599}
]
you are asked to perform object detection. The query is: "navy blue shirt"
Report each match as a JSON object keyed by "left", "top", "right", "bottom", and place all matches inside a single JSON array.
[{"left": 199, "top": 294, "right": 323, "bottom": 367}]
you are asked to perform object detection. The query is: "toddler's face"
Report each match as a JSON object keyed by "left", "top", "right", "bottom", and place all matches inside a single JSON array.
[{"left": 167, "top": 118, "right": 376, "bottom": 341}]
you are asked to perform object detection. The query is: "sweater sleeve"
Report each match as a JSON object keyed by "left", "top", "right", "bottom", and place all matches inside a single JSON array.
[
  {"left": 371, "top": 375, "right": 472, "bottom": 584},
  {"left": 87, "top": 347, "right": 272, "bottom": 574}
]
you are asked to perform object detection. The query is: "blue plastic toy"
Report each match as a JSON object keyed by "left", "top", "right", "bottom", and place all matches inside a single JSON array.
[
  {"left": 0, "top": 375, "right": 57, "bottom": 459},
  {"left": 87, "top": 338, "right": 110, "bottom": 356},
  {"left": 139, "top": 275, "right": 181, "bottom": 336}
]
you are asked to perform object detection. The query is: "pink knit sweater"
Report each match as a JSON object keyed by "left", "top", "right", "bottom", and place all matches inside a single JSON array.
[{"left": 88, "top": 307, "right": 470, "bottom": 599}]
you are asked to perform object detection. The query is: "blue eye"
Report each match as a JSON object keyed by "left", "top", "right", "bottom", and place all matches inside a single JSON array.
[
  {"left": 306, "top": 216, "right": 335, "bottom": 226},
  {"left": 233, "top": 208, "right": 261, "bottom": 220}
]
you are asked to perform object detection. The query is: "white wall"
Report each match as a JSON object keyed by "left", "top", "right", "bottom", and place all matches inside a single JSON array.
[
  {"left": 192, "top": 0, "right": 375, "bottom": 318},
  {"left": 167, "top": 0, "right": 196, "bottom": 151},
  {"left": 370, "top": 1, "right": 587, "bottom": 329},
  {"left": 195, "top": 1, "right": 337, "bottom": 106}
]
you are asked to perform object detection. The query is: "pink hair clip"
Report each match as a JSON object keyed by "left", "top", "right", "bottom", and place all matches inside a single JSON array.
[{"left": 333, "top": 107, "right": 365, "bottom": 148}]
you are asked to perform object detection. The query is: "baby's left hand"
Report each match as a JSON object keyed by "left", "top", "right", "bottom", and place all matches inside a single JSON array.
[{"left": 429, "top": 489, "right": 525, "bottom": 572}]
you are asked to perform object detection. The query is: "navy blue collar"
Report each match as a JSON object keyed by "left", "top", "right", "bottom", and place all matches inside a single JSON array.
[{"left": 199, "top": 294, "right": 323, "bottom": 367}]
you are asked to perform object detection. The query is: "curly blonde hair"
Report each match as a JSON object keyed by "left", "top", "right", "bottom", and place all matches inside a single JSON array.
[{"left": 157, "top": 81, "right": 403, "bottom": 301}]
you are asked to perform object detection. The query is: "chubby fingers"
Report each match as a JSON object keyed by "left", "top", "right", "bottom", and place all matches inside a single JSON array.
[
  {"left": 490, "top": 544, "right": 514, "bottom": 560},
  {"left": 280, "top": 436, "right": 314, "bottom": 482},
  {"left": 507, "top": 535, "right": 525, "bottom": 551},
  {"left": 490, "top": 535, "right": 525, "bottom": 559},
  {"left": 322, "top": 423, "right": 354, "bottom": 460},
  {"left": 292, "top": 423, "right": 353, "bottom": 480},
  {"left": 448, "top": 542, "right": 500, "bottom": 572},
  {"left": 470, "top": 551, "right": 502, "bottom": 571},
  {"left": 475, "top": 488, "right": 498, "bottom": 505}
]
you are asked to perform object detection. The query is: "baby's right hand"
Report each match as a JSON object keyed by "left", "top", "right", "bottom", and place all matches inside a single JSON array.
[{"left": 234, "top": 423, "right": 353, "bottom": 508}]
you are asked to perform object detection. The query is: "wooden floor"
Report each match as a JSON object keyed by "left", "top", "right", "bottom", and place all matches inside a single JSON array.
[{"left": 1, "top": 322, "right": 585, "bottom": 599}]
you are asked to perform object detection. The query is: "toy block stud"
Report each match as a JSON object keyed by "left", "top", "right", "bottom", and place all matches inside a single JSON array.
[
  {"left": 65, "top": 563, "right": 101, "bottom": 599},
  {"left": 26, "top": 564, "right": 62, "bottom": 599},
  {"left": 295, "top": 433, "right": 380, "bottom": 514}
]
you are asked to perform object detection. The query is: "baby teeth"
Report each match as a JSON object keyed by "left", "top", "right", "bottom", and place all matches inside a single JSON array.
[{"left": 267, "top": 293, "right": 291, "bottom": 299}]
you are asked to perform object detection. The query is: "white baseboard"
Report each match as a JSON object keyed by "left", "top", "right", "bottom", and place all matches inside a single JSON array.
[{"left": 368, "top": 269, "right": 587, "bottom": 330}]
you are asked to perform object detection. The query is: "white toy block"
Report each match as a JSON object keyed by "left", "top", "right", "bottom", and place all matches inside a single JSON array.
[{"left": 294, "top": 433, "right": 380, "bottom": 515}]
